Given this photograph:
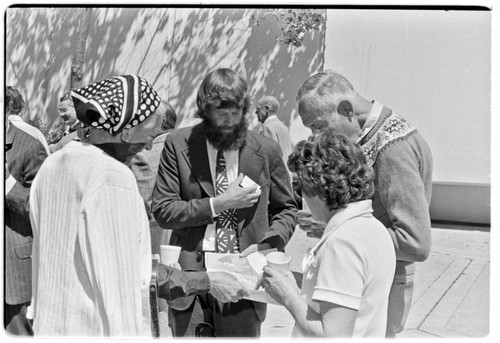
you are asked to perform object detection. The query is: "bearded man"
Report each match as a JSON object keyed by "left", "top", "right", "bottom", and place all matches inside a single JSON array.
[{"left": 151, "top": 68, "right": 297, "bottom": 338}]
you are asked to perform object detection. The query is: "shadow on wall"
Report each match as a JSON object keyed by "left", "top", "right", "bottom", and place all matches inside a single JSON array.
[
  {"left": 6, "top": 7, "right": 324, "bottom": 133},
  {"left": 6, "top": 8, "right": 80, "bottom": 124}
]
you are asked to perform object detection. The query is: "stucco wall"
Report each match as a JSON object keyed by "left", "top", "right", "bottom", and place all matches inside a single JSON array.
[
  {"left": 324, "top": 8, "right": 491, "bottom": 185},
  {"left": 324, "top": 8, "right": 491, "bottom": 224},
  {"left": 6, "top": 6, "right": 323, "bottom": 140}
]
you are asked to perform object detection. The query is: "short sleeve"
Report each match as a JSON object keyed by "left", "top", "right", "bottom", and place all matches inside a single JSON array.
[{"left": 312, "top": 234, "right": 365, "bottom": 310}]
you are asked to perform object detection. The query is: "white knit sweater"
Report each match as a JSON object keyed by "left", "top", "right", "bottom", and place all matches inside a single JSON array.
[{"left": 29, "top": 141, "right": 152, "bottom": 337}]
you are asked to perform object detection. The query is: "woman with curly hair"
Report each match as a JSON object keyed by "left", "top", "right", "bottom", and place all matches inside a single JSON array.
[{"left": 261, "top": 129, "right": 396, "bottom": 337}]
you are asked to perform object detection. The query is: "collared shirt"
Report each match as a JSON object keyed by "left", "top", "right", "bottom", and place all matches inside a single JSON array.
[
  {"left": 203, "top": 140, "right": 239, "bottom": 251},
  {"left": 66, "top": 120, "right": 80, "bottom": 135},
  {"left": 258, "top": 114, "right": 281, "bottom": 135},
  {"left": 297, "top": 199, "right": 395, "bottom": 338},
  {"left": 356, "top": 101, "right": 384, "bottom": 144}
]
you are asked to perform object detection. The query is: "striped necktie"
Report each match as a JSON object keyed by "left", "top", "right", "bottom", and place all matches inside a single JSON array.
[{"left": 215, "top": 149, "right": 239, "bottom": 253}]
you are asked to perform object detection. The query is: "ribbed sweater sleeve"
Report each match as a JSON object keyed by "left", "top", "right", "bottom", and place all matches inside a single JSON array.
[
  {"left": 375, "top": 138, "right": 432, "bottom": 262},
  {"left": 80, "top": 182, "right": 151, "bottom": 336}
]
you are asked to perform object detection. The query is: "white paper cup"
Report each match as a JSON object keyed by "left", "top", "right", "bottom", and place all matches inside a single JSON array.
[
  {"left": 266, "top": 252, "right": 291, "bottom": 275},
  {"left": 160, "top": 245, "right": 181, "bottom": 265}
]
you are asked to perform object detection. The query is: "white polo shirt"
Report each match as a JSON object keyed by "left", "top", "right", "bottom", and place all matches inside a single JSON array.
[{"left": 296, "top": 200, "right": 396, "bottom": 337}]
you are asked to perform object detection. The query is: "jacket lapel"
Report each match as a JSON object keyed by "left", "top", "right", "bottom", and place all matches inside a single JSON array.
[
  {"left": 181, "top": 124, "right": 215, "bottom": 198},
  {"left": 236, "top": 135, "right": 264, "bottom": 232}
]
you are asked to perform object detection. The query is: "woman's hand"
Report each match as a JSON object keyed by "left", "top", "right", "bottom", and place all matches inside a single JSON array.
[{"left": 261, "top": 266, "right": 299, "bottom": 305}]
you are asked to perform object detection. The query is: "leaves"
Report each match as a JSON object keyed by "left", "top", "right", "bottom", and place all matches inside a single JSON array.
[
  {"left": 28, "top": 116, "right": 66, "bottom": 144},
  {"left": 252, "top": 9, "right": 325, "bottom": 47}
]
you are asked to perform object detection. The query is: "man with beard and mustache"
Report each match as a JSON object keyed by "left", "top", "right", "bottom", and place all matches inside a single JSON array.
[{"left": 151, "top": 68, "right": 297, "bottom": 338}]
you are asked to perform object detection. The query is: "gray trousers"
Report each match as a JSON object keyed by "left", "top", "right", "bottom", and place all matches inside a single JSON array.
[{"left": 386, "top": 263, "right": 415, "bottom": 337}]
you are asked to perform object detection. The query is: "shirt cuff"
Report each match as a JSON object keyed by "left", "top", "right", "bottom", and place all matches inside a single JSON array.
[
  {"left": 209, "top": 198, "right": 217, "bottom": 218},
  {"left": 157, "top": 267, "right": 210, "bottom": 301}
]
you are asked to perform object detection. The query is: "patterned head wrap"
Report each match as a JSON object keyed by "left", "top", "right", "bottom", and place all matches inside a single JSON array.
[{"left": 71, "top": 75, "right": 161, "bottom": 135}]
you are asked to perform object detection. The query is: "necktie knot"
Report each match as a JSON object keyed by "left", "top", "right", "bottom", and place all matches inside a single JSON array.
[{"left": 216, "top": 149, "right": 226, "bottom": 173}]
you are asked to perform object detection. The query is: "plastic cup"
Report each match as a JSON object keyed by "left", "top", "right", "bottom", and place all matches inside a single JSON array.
[
  {"left": 160, "top": 245, "right": 181, "bottom": 265},
  {"left": 266, "top": 252, "right": 291, "bottom": 275}
]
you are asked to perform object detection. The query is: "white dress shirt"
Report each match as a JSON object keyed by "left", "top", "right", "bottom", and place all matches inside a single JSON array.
[
  {"left": 203, "top": 140, "right": 239, "bottom": 251},
  {"left": 357, "top": 101, "right": 384, "bottom": 144}
]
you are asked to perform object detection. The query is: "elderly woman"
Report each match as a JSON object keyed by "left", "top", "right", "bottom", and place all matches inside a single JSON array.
[
  {"left": 261, "top": 129, "right": 396, "bottom": 337},
  {"left": 29, "top": 75, "right": 248, "bottom": 337}
]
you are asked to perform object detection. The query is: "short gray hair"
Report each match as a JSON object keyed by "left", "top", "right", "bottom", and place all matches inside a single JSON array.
[{"left": 296, "top": 70, "right": 355, "bottom": 117}]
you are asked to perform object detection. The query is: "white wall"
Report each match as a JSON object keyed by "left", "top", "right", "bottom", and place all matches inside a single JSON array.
[{"left": 324, "top": 9, "right": 491, "bottom": 185}]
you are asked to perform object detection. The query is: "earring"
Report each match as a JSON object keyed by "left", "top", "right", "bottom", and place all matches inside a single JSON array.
[
  {"left": 84, "top": 127, "right": 91, "bottom": 138},
  {"left": 120, "top": 128, "right": 131, "bottom": 143}
]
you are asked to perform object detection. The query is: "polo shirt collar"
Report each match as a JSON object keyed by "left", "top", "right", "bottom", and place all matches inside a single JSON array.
[
  {"left": 357, "top": 101, "right": 383, "bottom": 143},
  {"left": 312, "top": 199, "right": 373, "bottom": 255},
  {"left": 265, "top": 114, "right": 279, "bottom": 123}
]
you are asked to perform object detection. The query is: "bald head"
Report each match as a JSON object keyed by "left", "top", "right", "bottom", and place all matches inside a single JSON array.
[
  {"left": 256, "top": 95, "right": 280, "bottom": 123},
  {"left": 256, "top": 96, "right": 280, "bottom": 114}
]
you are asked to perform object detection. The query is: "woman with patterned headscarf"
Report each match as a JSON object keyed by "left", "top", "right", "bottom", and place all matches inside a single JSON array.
[{"left": 29, "top": 75, "right": 249, "bottom": 337}]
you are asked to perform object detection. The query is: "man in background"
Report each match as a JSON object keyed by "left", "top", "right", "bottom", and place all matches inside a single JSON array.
[
  {"left": 128, "top": 102, "right": 178, "bottom": 255},
  {"left": 49, "top": 91, "right": 81, "bottom": 152},
  {"left": 5, "top": 86, "right": 50, "bottom": 335},
  {"left": 255, "top": 95, "right": 294, "bottom": 169},
  {"left": 127, "top": 101, "right": 177, "bottom": 336}
]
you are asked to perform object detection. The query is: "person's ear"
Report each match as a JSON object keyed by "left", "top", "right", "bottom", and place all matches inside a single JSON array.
[{"left": 337, "top": 100, "right": 354, "bottom": 121}]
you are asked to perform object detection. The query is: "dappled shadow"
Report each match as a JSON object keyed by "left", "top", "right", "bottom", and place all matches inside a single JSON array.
[
  {"left": 242, "top": 9, "right": 324, "bottom": 127},
  {"left": 6, "top": 8, "right": 80, "bottom": 126},
  {"left": 6, "top": 6, "right": 324, "bottom": 131}
]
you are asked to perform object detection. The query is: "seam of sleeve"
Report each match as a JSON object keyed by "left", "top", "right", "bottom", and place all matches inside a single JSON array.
[{"left": 312, "top": 287, "right": 362, "bottom": 310}]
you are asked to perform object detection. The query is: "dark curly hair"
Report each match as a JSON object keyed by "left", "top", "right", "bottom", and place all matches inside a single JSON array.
[
  {"left": 288, "top": 129, "right": 374, "bottom": 211},
  {"left": 195, "top": 68, "right": 251, "bottom": 119},
  {"left": 5, "top": 86, "right": 25, "bottom": 115}
]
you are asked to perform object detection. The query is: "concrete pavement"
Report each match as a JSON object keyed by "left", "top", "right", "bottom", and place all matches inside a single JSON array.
[{"left": 261, "top": 224, "right": 490, "bottom": 338}]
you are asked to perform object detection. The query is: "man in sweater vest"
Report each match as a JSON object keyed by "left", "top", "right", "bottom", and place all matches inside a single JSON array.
[{"left": 295, "top": 70, "right": 433, "bottom": 337}]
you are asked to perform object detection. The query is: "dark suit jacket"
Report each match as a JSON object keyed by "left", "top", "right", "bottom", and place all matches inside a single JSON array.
[
  {"left": 5, "top": 116, "right": 49, "bottom": 305},
  {"left": 151, "top": 123, "right": 297, "bottom": 316},
  {"left": 128, "top": 132, "right": 171, "bottom": 255}
]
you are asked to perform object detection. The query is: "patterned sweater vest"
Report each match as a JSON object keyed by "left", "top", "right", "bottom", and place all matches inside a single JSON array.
[{"left": 359, "top": 107, "right": 416, "bottom": 166}]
